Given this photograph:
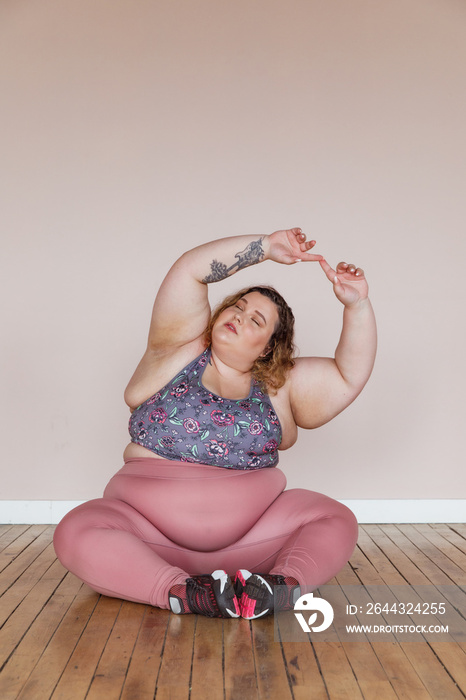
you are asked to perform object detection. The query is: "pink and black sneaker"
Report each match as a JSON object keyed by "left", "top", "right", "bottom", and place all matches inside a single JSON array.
[
  {"left": 234, "top": 569, "right": 301, "bottom": 619},
  {"left": 169, "top": 570, "right": 241, "bottom": 618}
]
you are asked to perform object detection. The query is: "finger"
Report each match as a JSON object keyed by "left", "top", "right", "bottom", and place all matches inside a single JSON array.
[
  {"left": 319, "top": 258, "right": 337, "bottom": 281},
  {"left": 337, "top": 261, "right": 364, "bottom": 276},
  {"left": 298, "top": 238, "right": 322, "bottom": 261},
  {"left": 293, "top": 252, "right": 323, "bottom": 263},
  {"left": 300, "top": 252, "right": 323, "bottom": 261},
  {"left": 294, "top": 228, "right": 306, "bottom": 243}
]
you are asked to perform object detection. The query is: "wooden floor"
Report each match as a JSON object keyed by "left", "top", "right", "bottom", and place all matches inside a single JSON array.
[{"left": 0, "top": 524, "right": 465, "bottom": 700}]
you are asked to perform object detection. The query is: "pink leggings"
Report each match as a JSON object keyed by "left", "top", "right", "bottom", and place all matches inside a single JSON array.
[{"left": 53, "top": 458, "right": 358, "bottom": 610}]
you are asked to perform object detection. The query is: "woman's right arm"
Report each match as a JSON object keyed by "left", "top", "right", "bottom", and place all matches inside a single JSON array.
[
  {"left": 144, "top": 228, "right": 321, "bottom": 351},
  {"left": 124, "top": 229, "right": 321, "bottom": 406},
  {"left": 145, "top": 234, "right": 267, "bottom": 352}
]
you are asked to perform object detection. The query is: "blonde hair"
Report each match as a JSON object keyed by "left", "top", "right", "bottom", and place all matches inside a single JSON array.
[{"left": 204, "top": 286, "right": 296, "bottom": 394}]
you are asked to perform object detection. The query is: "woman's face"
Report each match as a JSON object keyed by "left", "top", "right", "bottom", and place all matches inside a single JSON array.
[{"left": 211, "top": 291, "right": 279, "bottom": 368}]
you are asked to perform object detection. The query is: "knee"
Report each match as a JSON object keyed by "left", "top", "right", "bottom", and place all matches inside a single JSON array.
[
  {"left": 284, "top": 488, "right": 359, "bottom": 542},
  {"left": 313, "top": 491, "right": 358, "bottom": 542},
  {"left": 333, "top": 500, "right": 359, "bottom": 546},
  {"left": 53, "top": 499, "right": 106, "bottom": 571}
]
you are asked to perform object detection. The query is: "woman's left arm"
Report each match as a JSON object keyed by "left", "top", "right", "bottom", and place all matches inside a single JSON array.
[{"left": 289, "top": 260, "right": 377, "bottom": 428}]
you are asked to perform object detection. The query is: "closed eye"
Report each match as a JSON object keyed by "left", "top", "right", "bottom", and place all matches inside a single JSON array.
[{"left": 235, "top": 303, "right": 263, "bottom": 326}]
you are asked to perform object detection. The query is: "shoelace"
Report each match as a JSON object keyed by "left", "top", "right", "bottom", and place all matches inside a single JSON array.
[
  {"left": 239, "top": 573, "right": 297, "bottom": 616},
  {"left": 268, "top": 575, "right": 294, "bottom": 610},
  {"left": 186, "top": 577, "right": 219, "bottom": 617}
]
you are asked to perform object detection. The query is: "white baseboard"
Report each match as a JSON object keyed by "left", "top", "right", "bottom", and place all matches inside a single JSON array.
[
  {"left": 0, "top": 501, "right": 85, "bottom": 525},
  {"left": 339, "top": 499, "right": 465, "bottom": 524},
  {"left": 0, "top": 500, "right": 464, "bottom": 525}
]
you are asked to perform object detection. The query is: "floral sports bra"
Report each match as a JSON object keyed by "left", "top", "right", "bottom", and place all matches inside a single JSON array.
[{"left": 128, "top": 348, "right": 282, "bottom": 469}]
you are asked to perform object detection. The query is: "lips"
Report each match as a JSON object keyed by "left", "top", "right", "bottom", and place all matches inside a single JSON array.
[{"left": 225, "top": 323, "right": 237, "bottom": 334}]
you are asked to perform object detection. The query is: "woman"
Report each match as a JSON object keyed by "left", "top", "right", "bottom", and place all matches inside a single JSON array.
[{"left": 54, "top": 228, "right": 377, "bottom": 619}]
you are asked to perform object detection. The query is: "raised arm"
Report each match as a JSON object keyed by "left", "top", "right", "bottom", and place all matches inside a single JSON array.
[
  {"left": 289, "top": 260, "right": 377, "bottom": 428},
  {"left": 145, "top": 228, "right": 322, "bottom": 350},
  {"left": 124, "top": 228, "right": 321, "bottom": 408}
]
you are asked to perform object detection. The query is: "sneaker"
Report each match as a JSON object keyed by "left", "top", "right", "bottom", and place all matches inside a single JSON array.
[
  {"left": 234, "top": 569, "right": 301, "bottom": 620},
  {"left": 169, "top": 570, "right": 241, "bottom": 618}
]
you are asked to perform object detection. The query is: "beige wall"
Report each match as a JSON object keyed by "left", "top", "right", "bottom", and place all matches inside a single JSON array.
[{"left": 1, "top": 0, "right": 465, "bottom": 502}]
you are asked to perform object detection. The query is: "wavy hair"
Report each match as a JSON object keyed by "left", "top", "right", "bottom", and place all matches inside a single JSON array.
[{"left": 204, "top": 285, "right": 296, "bottom": 394}]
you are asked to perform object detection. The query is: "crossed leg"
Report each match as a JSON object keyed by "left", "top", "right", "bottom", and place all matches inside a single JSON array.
[{"left": 53, "top": 487, "right": 358, "bottom": 609}]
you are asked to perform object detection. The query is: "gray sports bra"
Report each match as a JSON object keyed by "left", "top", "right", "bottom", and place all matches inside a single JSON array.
[{"left": 128, "top": 348, "right": 282, "bottom": 469}]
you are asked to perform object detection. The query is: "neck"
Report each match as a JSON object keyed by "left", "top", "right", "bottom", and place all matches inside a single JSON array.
[
  {"left": 203, "top": 348, "right": 253, "bottom": 400},
  {"left": 209, "top": 347, "right": 252, "bottom": 380}
]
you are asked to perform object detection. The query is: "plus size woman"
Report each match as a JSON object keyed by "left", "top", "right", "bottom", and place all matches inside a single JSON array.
[{"left": 54, "top": 227, "right": 377, "bottom": 619}]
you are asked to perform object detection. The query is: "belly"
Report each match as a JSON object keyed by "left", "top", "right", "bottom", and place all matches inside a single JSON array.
[{"left": 104, "top": 457, "right": 287, "bottom": 551}]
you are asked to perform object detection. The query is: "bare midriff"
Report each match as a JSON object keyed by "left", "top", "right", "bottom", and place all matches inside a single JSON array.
[{"left": 123, "top": 442, "right": 165, "bottom": 462}]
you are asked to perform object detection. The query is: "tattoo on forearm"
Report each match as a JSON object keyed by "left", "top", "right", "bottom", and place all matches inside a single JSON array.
[{"left": 202, "top": 237, "right": 265, "bottom": 283}]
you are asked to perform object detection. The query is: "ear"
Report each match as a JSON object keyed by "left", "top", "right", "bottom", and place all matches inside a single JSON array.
[{"left": 259, "top": 345, "right": 271, "bottom": 359}]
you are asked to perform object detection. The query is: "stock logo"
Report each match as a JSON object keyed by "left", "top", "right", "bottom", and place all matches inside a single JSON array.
[{"left": 293, "top": 592, "right": 334, "bottom": 633}]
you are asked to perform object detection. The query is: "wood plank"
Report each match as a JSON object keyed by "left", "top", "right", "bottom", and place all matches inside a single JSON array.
[
  {"left": 251, "top": 615, "right": 294, "bottom": 699},
  {"left": 394, "top": 641, "right": 464, "bottom": 700},
  {"left": 1, "top": 523, "right": 464, "bottom": 699},
  {"left": 86, "top": 600, "right": 147, "bottom": 700},
  {"left": 120, "top": 606, "right": 170, "bottom": 700},
  {"left": 369, "top": 642, "right": 433, "bottom": 700},
  {"left": 312, "top": 640, "right": 363, "bottom": 699},
  {"left": 224, "top": 619, "right": 259, "bottom": 700},
  {"left": 0, "top": 554, "right": 67, "bottom": 666},
  {"left": 362, "top": 524, "right": 464, "bottom": 627},
  {"left": 418, "top": 524, "right": 466, "bottom": 569},
  {"left": 0, "top": 525, "right": 30, "bottom": 553},
  {"left": 0, "top": 525, "right": 49, "bottom": 576},
  {"left": 362, "top": 525, "right": 466, "bottom": 698},
  {"left": 278, "top": 576, "right": 351, "bottom": 700},
  {"left": 450, "top": 524, "right": 466, "bottom": 539},
  {"left": 190, "top": 615, "right": 225, "bottom": 700},
  {"left": 359, "top": 526, "right": 429, "bottom": 585},
  {"left": 0, "top": 539, "right": 60, "bottom": 628},
  {"left": 16, "top": 583, "right": 99, "bottom": 700},
  {"left": 51, "top": 595, "right": 123, "bottom": 699},
  {"left": 333, "top": 563, "right": 401, "bottom": 699},
  {"left": 276, "top": 612, "right": 329, "bottom": 700},
  {"left": 341, "top": 543, "right": 433, "bottom": 699},
  {"left": 378, "top": 525, "right": 466, "bottom": 633},
  {"left": 154, "top": 612, "right": 196, "bottom": 700},
  {"left": 431, "top": 524, "right": 466, "bottom": 556},
  {"left": 0, "top": 571, "right": 83, "bottom": 699},
  {"left": 398, "top": 524, "right": 466, "bottom": 583},
  {"left": 363, "top": 525, "right": 466, "bottom": 646}
]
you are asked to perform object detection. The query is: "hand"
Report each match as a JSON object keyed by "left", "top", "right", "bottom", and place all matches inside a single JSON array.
[
  {"left": 319, "top": 259, "right": 369, "bottom": 307},
  {"left": 266, "top": 228, "right": 323, "bottom": 265}
]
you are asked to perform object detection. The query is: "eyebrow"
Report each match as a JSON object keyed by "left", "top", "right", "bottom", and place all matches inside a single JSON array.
[{"left": 240, "top": 297, "right": 267, "bottom": 325}]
